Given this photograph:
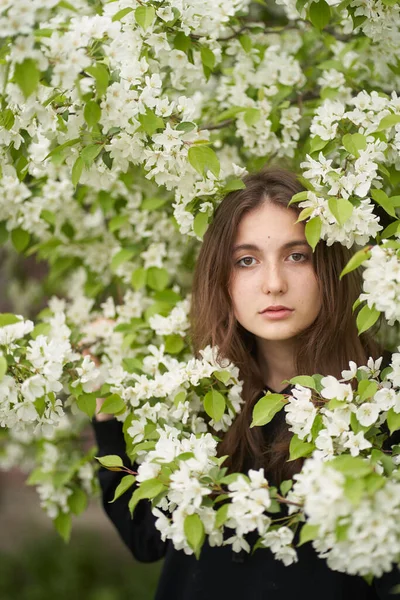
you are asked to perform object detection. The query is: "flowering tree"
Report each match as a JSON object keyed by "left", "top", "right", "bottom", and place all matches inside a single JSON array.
[{"left": 1, "top": 0, "right": 400, "bottom": 583}]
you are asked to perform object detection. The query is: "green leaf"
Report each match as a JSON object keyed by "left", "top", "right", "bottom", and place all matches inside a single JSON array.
[
  {"left": 327, "top": 398, "right": 348, "bottom": 410},
  {"left": 309, "top": 0, "right": 331, "bottom": 30},
  {"left": 54, "top": 513, "right": 71, "bottom": 542},
  {"left": 135, "top": 5, "right": 155, "bottom": 30},
  {"left": 356, "top": 304, "right": 380, "bottom": 334},
  {"left": 204, "top": 389, "right": 226, "bottom": 422},
  {"left": 31, "top": 322, "right": 51, "bottom": 340},
  {"left": 128, "top": 478, "right": 166, "bottom": 515},
  {"left": 0, "top": 108, "right": 15, "bottom": 130},
  {"left": 45, "top": 138, "right": 81, "bottom": 160},
  {"left": 336, "top": 522, "right": 350, "bottom": 542},
  {"left": 295, "top": 207, "right": 314, "bottom": 223},
  {"left": 110, "top": 248, "right": 135, "bottom": 272},
  {"left": 68, "top": 488, "right": 88, "bottom": 515},
  {"left": 193, "top": 211, "right": 209, "bottom": 239},
  {"left": 331, "top": 455, "right": 372, "bottom": 477},
  {"left": 220, "top": 473, "right": 242, "bottom": 485},
  {"left": 112, "top": 6, "right": 134, "bottom": 21},
  {"left": 58, "top": 0, "right": 77, "bottom": 10},
  {"left": 376, "top": 113, "right": 400, "bottom": 132},
  {"left": 147, "top": 267, "right": 169, "bottom": 291},
  {"left": 144, "top": 300, "right": 173, "bottom": 320},
  {"left": 188, "top": 145, "right": 220, "bottom": 178},
  {"left": 357, "top": 380, "right": 378, "bottom": 401},
  {"left": 280, "top": 479, "right": 293, "bottom": 496},
  {"left": 41, "top": 210, "right": 55, "bottom": 226},
  {"left": 141, "top": 197, "right": 168, "bottom": 211},
  {"left": 11, "top": 228, "right": 30, "bottom": 252},
  {"left": 371, "top": 189, "right": 396, "bottom": 218},
  {"left": 174, "top": 391, "right": 187, "bottom": 406},
  {"left": 95, "top": 455, "right": 124, "bottom": 469},
  {"left": 14, "top": 58, "right": 40, "bottom": 98},
  {"left": 34, "top": 396, "right": 46, "bottom": 418},
  {"left": 340, "top": 247, "right": 371, "bottom": 278},
  {"left": 328, "top": 197, "right": 354, "bottom": 225},
  {"left": 76, "top": 393, "right": 97, "bottom": 419},
  {"left": 109, "top": 214, "right": 129, "bottom": 233},
  {"left": 364, "top": 472, "right": 386, "bottom": 494},
  {"left": 251, "top": 393, "right": 286, "bottom": 428},
  {"left": 296, "top": 0, "right": 309, "bottom": 10},
  {"left": 71, "top": 156, "right": 83, "bottom": 187},
  {"left": 214, "top": 370, "right": 231, "bottom": 384},
  {"left": 288, "top": 434, "right": 315, "bottom": 461},
  {"left": 387, "top": 408, "right": 400, "bottom": 435},
  {"left": 289, "top": 191, "right": 309, "bottom": 205},
  {"left": 85, "top": 63, "right": 109, "bottom": 97},
  {"left": 390, "top": 195, "right": 400, "bottom": 207},
  {"left": 165, "top": 334, "right": 185, "bottom": 354},
  {"left": 342, "top": 133, "right": 367, "bottom": 157},
  {"left": 122, "top": 357, "right": 143, "bottom": 373},
  {"left": 110, "top": 474, "right": 136, "bottom": 502},
  {"left": 200, "top": 47, "right": 215, "bottom": 70},
  {"left": 176, "top": 452, "right": 195, "bottom": 462},
  {"left": 305, "top": 217, "right": 321, "bottom": 251},
  {"left": 309, "top": 135, "right": 328, "bottom": 154},
  {"left": 214, "top": 106, "right": 246, "bottom": 123},
  {"left": 0, "top": 355, "right": 7, "bottom": 381},
  {"left": 173, "top": 32, "right": 192, "bottom": 52},
  {"left": 99, "top": 394, "right": 125, "bottom": 415},
  {"left": 131, "top": 267, "right": 147, "bottom": 290},
  {"left": 289, "top": 376, "right": 316, "bottom": 390},
  {"left": 296, "top": 175, "right": 315, "bottom": 192},
  {"left": 244, "top": 108, "right": 261, "bottom": 127},
  {"left": 80, "top": 144, "right": 103, "bottom": 167},
  {"left": 215, "top": 503, "right": 229, "bottom": 528},
  {"left": 344, "top": 476, "right": 365, "bottom": 506},
  {"left": 298, "top": 523, "right": 319, "bottom": 546},
  {"left": 239, "top": 34, "right": 252, "bottom": 53},
  {"left": 222, "top": 178, "right": 246, "bottom": 193},
  {"left": 138, "top": 108, "right": 165, "bottom": 136},
  {"left": 84, "top": 100, "right": 101, "bottom": 128},
  {"left": 0, "top": 313, "right": 21, "bottom": 327},
  {"left": 184, "top": 513, "right": 205, "bottom": 558},
  {"left": 176, "top": 121, "right": 196, "bottom": 133}
]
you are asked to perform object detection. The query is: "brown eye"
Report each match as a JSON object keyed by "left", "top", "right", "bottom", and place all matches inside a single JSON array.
[
  {"left": 288, "top": 253, "right": 306, "bottom": 263},
  {"left": 237, "top": 256, "right": 256, "bottom": 267}
]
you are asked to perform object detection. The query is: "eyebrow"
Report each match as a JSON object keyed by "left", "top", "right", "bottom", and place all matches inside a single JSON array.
[{"left": 232, "top": 240, "right": 310, "bottom": 253}]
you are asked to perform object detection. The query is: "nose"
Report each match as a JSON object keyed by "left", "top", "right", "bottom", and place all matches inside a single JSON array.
[{"left": 261, "top": 263, "right": 288, "bottom": 295}]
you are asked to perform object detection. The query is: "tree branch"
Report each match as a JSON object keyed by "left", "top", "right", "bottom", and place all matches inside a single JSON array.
[{"left": 199, "top": 118, "right": 234, "bottom": 131}]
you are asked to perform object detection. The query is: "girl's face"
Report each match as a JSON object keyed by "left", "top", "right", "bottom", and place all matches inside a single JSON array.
[{"left": 229, "top": 201, "right": 322, "bottom": 344}]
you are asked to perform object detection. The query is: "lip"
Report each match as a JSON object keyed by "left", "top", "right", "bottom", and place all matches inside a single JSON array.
[{"left": 259, "top": 306, "right": 294, "bottom": 320}]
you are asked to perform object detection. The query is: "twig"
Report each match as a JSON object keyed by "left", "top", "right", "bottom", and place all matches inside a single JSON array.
[{"left": 199, "top": 118, "right": 234, "bottom": 131}]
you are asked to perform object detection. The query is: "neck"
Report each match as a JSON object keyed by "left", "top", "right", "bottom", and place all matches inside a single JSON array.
[{"left": 256, "top": 338, "right": 297, "bottom": 392}]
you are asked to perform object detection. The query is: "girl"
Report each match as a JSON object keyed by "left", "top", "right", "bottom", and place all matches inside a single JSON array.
[{"left": 92, "top": 168, "right": 397, "bottom": 599}]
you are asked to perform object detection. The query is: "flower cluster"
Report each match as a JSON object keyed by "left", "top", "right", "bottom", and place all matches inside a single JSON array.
[
  {"left": 288, "top": 458, "right": 400, "bottom": 578},
  {"left": 294, "top": 89, "right": 400, "bottom": 249},
  {"left": 359, "top": 243, "right": 400, "bottom": 326},
  {"left": 95, "top": 350, "right": 400, "bottom": 577},
  {"left": 0, "top": 310, "right": 75, "bottom": 437}
]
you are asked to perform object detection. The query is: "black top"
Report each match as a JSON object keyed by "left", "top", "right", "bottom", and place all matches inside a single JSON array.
[{"left": 92, "top": 400, "right": 400, "bottom": 600}]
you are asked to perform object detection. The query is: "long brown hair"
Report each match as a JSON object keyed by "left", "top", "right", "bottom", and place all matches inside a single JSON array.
[{"left": 189, "top": 168, "right": 380, "bottom": 484}]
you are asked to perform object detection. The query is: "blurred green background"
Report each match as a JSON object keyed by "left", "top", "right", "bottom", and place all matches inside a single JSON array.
[{"left": 0, "top": 469, "right": 163, "bottom": 600}]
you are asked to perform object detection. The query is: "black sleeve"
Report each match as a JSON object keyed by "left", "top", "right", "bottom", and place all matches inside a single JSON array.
[
  {"left": 92, "top": 418, "right": 167, "bottom": 563},
  {"left": 371, "top": 350, "right": 400, "bottom": 598},
  {"left": 373, "top": 566, "right": 400, "bottom": 599}
]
